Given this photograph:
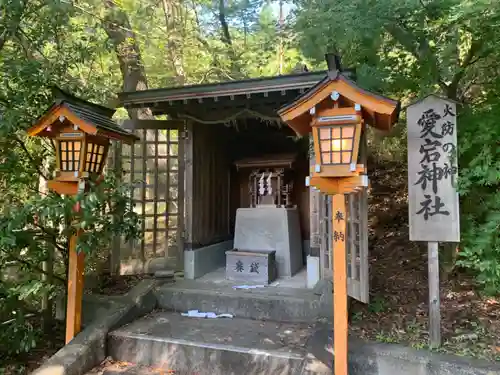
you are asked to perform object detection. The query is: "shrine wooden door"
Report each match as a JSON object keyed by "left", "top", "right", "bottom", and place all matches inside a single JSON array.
[
  {"left": 320, "top": 188, "right": 369, "bottom": 303},
  {"left": 111, "top": 120, "right": 185, "bottom": 275}
]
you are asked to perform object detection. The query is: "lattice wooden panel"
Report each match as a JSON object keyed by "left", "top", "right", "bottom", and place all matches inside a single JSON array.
[
  {"left": 320, "top": 189, "right": 369, "bottom": 303},
  {"left": 117, "top": 127, "right": 183, "bottom": 271}
]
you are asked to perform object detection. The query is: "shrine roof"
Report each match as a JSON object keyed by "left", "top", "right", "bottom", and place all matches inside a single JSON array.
[
  {"left": 278, "top": 71, "right": 401, "bottom": 136},
  {"left": 119, "top": 71, "right": 327, "bottom": 106},
  {"left": 117, "top": 69, "right": 355, "bottom": 121}
]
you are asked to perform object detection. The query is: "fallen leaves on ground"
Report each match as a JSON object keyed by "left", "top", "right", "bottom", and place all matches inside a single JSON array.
[{"left": 85, "top": 357, "right": 176, "bottom": 375}]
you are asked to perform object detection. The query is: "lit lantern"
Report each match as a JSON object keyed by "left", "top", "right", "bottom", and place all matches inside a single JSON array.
[
  {"left": 279, "top": 69, "right": 400, "bottom": 375},
  {"left": 54, "top": 120, "right": 111, "bottom": 181},
  {"left": 26, "top": 89, "right": 139, "bottom": 344},
  {"left": 310, "top": 106, "right": 363, "bottom": 177},
  {"left": 28, "top": 90, "right": 138, "bottom": 193}
]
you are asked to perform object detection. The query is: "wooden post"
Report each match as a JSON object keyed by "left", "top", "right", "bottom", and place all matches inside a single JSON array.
[
  {"left": 65, "top": 180, "right": 86, "bottom": 344},
  {"left": 428, "top": 241, "right": 441, "bottom": 347},
  {"left": 332, "top": 193, "right": 348, "bottom": 375},
  {"left": 65, "top": 232, "right": 85, "bottom": 344}
]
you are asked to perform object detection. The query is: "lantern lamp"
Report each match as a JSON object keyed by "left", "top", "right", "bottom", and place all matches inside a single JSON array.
[
  {"left": 28, "top": 89, "right": 139, "bottom": 192},
  {"left": 26, "top": 88, "right": 139, "bottom": 344},
  {"left": 311, "top": 107, "right": 363, "bottom": 177},
  {"left": 278, "top": 67, "right": 400, "bottom": 375}
]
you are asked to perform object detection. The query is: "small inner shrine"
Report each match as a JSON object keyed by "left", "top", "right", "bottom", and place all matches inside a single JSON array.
[
  {"left": 224, "top": 128, "right": 306, "bottom": 285},
  {"left": 226, "top": 153, "right": 303, "bottom": 284},
  {"left": 235, "top": 154, "right": 296, "bottom": 208}
]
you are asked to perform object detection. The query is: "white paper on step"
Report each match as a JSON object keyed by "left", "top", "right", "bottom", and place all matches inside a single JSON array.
[
  {"left": 232, "top": 284, "right": 266, "bottom": 290},
  {"left": 181, "top": 310, "right": 234, "bottom": 319}
]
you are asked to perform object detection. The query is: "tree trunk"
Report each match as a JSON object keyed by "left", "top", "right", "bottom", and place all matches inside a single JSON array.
[
  {"left": 218, "top": 0, "right": 232, "bottom": 46},
  {"left": 161, "top": 0, "right": 186, "bottom": 86},
  {"left": 102, "top": 0, "right": 153, "bottom": 120},
  {"left": 39, "top": 163, "right": 53, "bottom": 333},
  {"left": 217, "top": 0, "right": 242, "bottom": 76}
]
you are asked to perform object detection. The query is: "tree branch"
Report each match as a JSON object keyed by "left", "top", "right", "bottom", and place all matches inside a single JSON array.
[
  {"left": 0, "top": 1, "right": 27, "bottom": 53},
  {"left": 446, "top": 40, "right": 489, "bottom": 100},
  {"left": 33, "top": 223, "right": 68, "bottom": 254},
  {"left": 218, "top": 0, "right": 232, "bottom": 46},
  {"left": 13, "top": 135, "right": 50, "bottom": 181},
  {"left": 385, "top": 21, "right": 447, "bottom": 91},
  {"left": 1, "top": 249, "right": 66, "bottom": 284}
]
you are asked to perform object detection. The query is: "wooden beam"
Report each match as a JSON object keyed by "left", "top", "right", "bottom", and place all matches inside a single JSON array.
[
  {"left": 332, "top": 193, "right": 348, "bottom": 375},
  {"left": 177, "top": 124, "right": 186, "bottom": 267},
  {"left": 120, "top": 119, "right": 184, "bottom": 130},
  {"left": 184, "top": 121, "right": 193, "bottom": 249},
  {"left": 309, "top": 175, "right": 368, "bottom": 195},
  {"left": 60, "top": 180, "right": 87, "bottom": 344},
  {"left": 47, "top": 180, "right": 79, "bottom": 195}
]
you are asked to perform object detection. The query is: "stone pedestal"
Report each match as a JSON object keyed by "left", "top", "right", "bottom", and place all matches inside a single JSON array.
[{"left": 233, "top": 207, "right": 303, "bottom": 277}]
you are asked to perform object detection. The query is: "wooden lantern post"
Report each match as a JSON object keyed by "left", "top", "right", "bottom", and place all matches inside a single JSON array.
[
  {"left": 278, "top": 70, "right": 400, "bottom": 375},
  {"left": 26, "top": 90, "right": 139, "bottom": 343}
]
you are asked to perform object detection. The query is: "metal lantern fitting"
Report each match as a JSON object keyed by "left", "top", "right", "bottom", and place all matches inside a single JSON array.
[{"left": 311, "top": 107, "right": 362, "bottom": 177}]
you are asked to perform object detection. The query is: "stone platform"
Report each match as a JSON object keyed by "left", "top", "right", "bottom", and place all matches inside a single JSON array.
[{"left": 234, "top": 207, "right": 303, "bottom": 277}]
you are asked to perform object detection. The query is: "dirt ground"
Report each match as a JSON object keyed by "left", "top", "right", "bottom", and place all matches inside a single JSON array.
[
  {"left": 349, "top": 159, "right": 500, "bottom": 361},
  {"left": 85, "top": 274, "right": 146, "bottom": 295}
]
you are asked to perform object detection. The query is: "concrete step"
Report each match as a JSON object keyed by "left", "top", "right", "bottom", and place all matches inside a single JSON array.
[
  {"left": 108, "top": 311, "right": 331, "bottom": 375},
  {"left": 153, "top": 279, "right": 329, "bottom": 323}
]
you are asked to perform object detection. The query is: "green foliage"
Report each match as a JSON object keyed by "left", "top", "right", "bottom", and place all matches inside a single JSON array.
[
  {"left": 0, "top": 0, "right": 499, "bottom": 366},
  {"left": 0, "top": 281, "right": 39, "bottom": 357},
  {"left": 456, "top": 101, "right": 500, "bottom": 294},
  {"left": 0, "top": 173, "right": 140, "bottom": 356}
]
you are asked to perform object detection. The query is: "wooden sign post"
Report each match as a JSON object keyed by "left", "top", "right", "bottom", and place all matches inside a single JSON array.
[
  {"left": 310, "top": 176, "right": 365, "bottom": 375},
  {"left": 407, "top": 94, "right": 460, "bottom": 347}
]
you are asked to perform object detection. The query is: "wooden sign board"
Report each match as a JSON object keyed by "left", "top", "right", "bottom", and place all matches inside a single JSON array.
[{"left": 407, "top": 95, "right": 460, "bottom": 242}]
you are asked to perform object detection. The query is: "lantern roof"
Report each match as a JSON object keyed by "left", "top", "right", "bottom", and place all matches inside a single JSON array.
[
  {"left": 28, "top": 88, "right": 139, "bottom": 144},
  {"left": 277, "top": 70, "right": 401, "bottom": 136}
]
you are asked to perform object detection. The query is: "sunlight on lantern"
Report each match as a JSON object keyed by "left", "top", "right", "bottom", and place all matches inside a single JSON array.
[
  {"left": 331, "top": 139, "right": 350, "bottom": 152},
  {"left": 318, "top": 124, "right": 356, "bottom": 165}
]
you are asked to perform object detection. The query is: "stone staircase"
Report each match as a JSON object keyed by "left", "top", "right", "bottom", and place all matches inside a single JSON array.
[
  {"left": 100, "top": 279, "right": 334, "bottom": 375},
  {"left": 154, "top": 279, "right": 332, "bottom": 322},
  {"left": 108, "top": 311, "right": 331, "bottom": 375}
]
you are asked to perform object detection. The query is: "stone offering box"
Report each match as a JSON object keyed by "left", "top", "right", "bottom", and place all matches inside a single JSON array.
[{"left": 225, "top": 249, "right": 277, "bottom": 285}]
